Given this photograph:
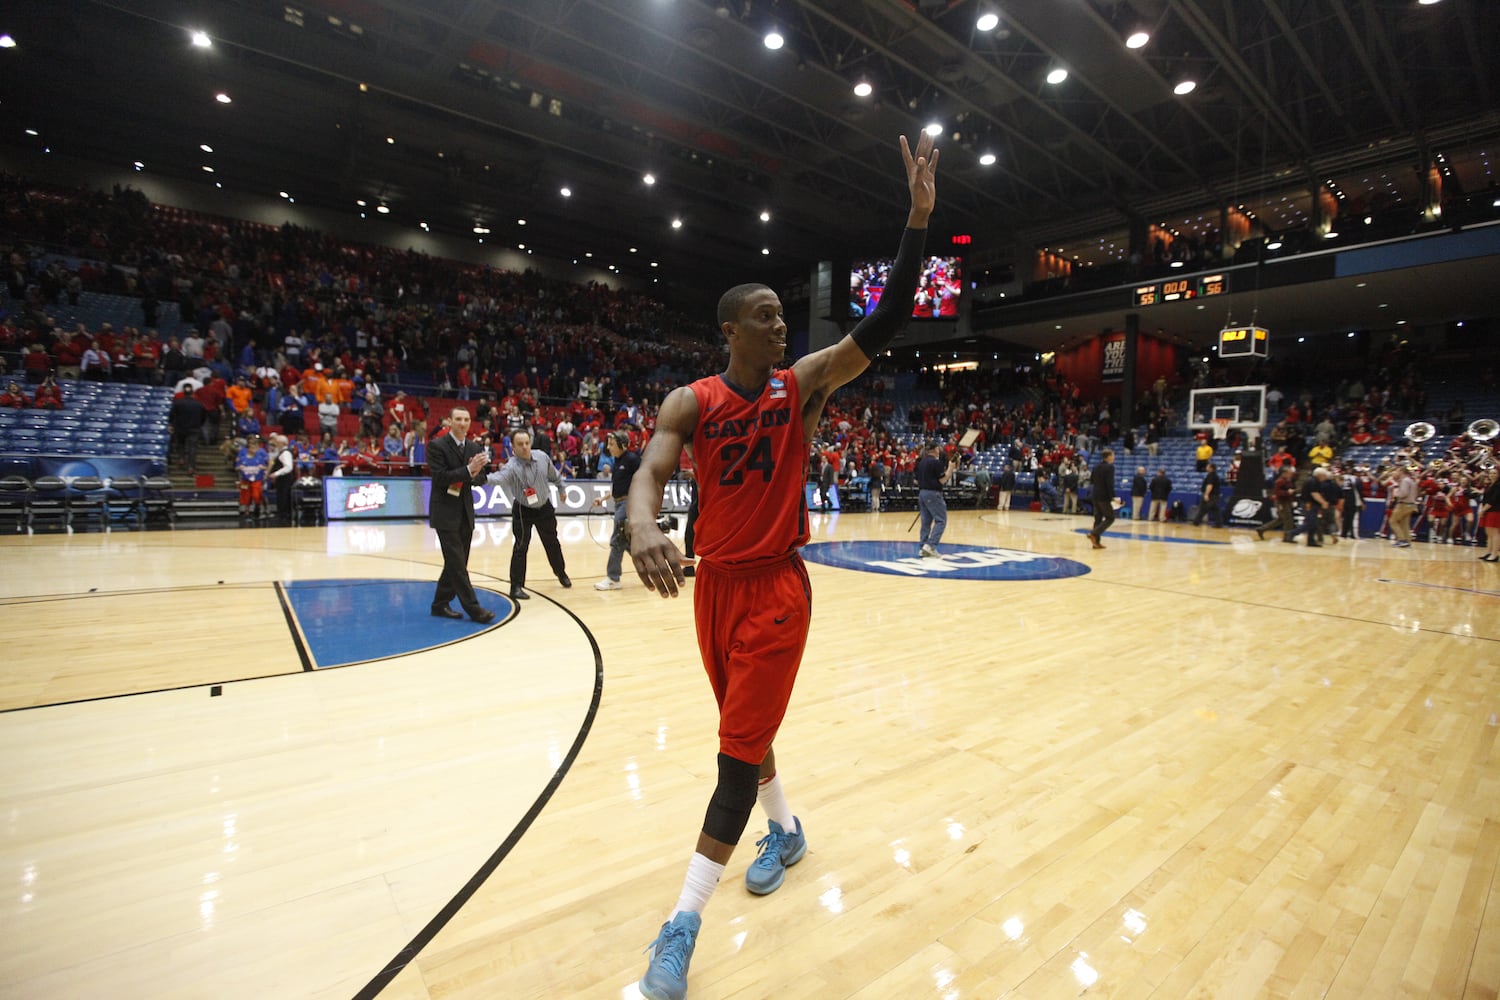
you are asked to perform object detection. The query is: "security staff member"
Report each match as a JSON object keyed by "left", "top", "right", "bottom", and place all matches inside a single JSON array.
[
  {"left": 489, "top": 428, "right": 570, "bottom": 600},
  {"left": 428, "top": 408, "right": 494, "bottom": 622},
  {"left": 595, "top": 431, "right": 640, "bottom": 590}
]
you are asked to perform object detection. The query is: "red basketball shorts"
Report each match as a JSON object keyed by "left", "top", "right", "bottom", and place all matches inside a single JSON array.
[{"left": 693, "top": 553, "right": 812, "bottom": 765}]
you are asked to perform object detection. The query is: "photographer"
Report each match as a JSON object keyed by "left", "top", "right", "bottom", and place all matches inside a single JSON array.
[{"left": 595, "top": 431, "right": 640, "bottom": 591}]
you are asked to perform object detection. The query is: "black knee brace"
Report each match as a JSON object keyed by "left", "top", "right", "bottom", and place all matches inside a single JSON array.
[{"left": 701, "top": 752, "right": 760, "bottom": 845}]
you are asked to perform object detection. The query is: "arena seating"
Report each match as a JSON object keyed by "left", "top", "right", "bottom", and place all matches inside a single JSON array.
[
  {"left": 43, "top": 289, "right": 185, "bottom": 339},
  {"left": 0, "top": 381, "right": 172, "bottom": 482}
]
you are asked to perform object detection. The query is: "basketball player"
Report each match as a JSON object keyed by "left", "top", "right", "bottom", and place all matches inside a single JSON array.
[{"left": 625, "top": 130, "right": 938, "bottom": 1000}]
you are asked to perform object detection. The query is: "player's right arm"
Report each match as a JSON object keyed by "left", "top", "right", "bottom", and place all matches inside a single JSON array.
[{"left": 628, "top": 385, "right": 699, "bottom": 598}]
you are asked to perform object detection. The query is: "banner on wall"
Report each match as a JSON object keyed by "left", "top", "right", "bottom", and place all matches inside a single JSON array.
[
  {"left": 1101, "top": 333, "right": 1126, "bottom": 383},
  {"left": 323, "top": 476, "right": 695, "bottom": 521}
]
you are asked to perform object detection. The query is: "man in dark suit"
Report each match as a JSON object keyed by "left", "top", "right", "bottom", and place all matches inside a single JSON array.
[
  {"left": 1087, "top": 448, "right": 1117, "bottom": 549},
  {"left": 428, "top": 407, "right": 494, "bottom": 623}
]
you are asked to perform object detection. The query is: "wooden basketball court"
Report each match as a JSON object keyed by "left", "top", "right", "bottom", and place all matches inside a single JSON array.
[{"left": 2, "top": 505, "right": 1497, "bottom": 999}]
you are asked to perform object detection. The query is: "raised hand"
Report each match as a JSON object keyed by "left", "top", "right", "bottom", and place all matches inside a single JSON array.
[{"left": 900, "top": 132, "right": 939, "bottom": 226}]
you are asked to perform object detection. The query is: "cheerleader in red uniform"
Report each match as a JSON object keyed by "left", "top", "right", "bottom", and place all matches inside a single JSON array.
[
  {"left": 1427, "top": 484, "right": 1452, "bottom": 544},
  {"left": 1449, "top": 478, "right": 1474, "bottom": 545}
]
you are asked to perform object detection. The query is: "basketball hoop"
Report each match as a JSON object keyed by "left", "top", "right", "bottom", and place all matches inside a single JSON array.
[{"left": 1212, "top": 417, "right": 1231, "bottom": 441}]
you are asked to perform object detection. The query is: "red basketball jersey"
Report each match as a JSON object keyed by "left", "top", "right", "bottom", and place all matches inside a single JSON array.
[{"left": 689, "top": 369, "right": 809, "bottom": 567}]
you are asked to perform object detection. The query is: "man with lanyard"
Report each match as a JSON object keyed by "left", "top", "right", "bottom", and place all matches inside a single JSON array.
[
  {"left": 594, "top": 431, "right": 639, "bottom": 591},
  {"left": 915, "top": 439, "right": 949, "bottom": 557},
  {"left": 1087, "top": 448, "right": 1117, "bottom": 549},
  {"left": 489, "top": 428, "right": 570, "bottom": 600},
  {"left": 625, "top": 130, "right": 937, "bottom": 1000}
]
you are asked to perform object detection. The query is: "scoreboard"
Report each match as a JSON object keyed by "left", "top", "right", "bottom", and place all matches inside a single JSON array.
[
  {"left": 1217, "top": 325, "right": 1269, "bottom": 359},
  {"left": 1132, "top": 272, "right": 1229, "bottom": 307}
]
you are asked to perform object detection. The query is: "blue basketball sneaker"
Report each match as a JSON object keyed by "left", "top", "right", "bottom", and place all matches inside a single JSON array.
[
  {"left": 744, "top": 817, "right": 807, "bottom": 895},
  {"left": 639, "top": 910, "right": 700, "bottom": 1000}
]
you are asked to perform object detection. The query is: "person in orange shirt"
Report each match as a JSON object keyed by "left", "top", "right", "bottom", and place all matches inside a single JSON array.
[
  {"left": 332, "top": 372, "right": 355, "bottom": 406},
  {"left": 225, "top": 377, "right": 253, "bottom": 417}
]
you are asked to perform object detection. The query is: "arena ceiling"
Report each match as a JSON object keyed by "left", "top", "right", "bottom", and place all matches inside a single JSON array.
[{"left": 3, "top": 0, "right": 1499, "bottom": 331}]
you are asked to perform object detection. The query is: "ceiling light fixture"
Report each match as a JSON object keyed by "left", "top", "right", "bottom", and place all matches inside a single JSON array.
[
  {"left": 1125, "top": 31, "right": 1149, "bottom": 49},
  {"left": 643, "top": 172, "right": 656, "bottom": 185},
  {"left": 763, "top": 29, "right": 784, "bottom": 50},
  {"left": 924, "top": 122, "right": 944, "bottom": 137},
  {"left": 133, "top": 161, "right": 144, "bottom": 170},
  {"left": 979, "top": 152, "right": 997, "bottom": 166},
  {"left": 201, "top": 165, "right": 214, "bottom": 172},
  {"left": 560, "top": 186, "right": 572, "bottom": 197},
  {"left": 0, "top": 34, "right": 17, "bottom": 49},
  {"left": 671, "top": 218, "right": 683, "bottom": 229},
  {"left": 976, "top": 12, "right": 1000, "bottom": 32},
  {"left": 376, "top": 204, "right": 390, "bottom": 214},
  {"left": 853, "top": 80, "right": 873, "bottom": 98},
  {"left": 1046, "top": 67, "right": 1068, "bottom": 85},
  {"left": 761, "top": 248, "right": 771, "bottom": 255},
  {"left": 190, "top": 30, "right": 212, "bottom": 48},
  {"left": 199, "top": 143, "right": 213, "bottom": 153},
  {"left": 1173, "top": 79, "right": 1196, "bottom": 95},
  {"left": 760, "top": 210, "right": 771, "bottom": 222},
  {"left": 215, "top": 92, "right": 232, "bottom": 104}
]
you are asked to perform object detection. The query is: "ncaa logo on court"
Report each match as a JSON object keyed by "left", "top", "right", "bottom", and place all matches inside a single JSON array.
[
  {"left": 1231, "top": 499, "right": 1262, "bottom": 518},
  {"left": 801, "top": 541, "right": 1090, "bottom": 580}
]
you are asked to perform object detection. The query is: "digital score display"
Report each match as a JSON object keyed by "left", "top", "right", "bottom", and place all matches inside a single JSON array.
[
  {"left": 1132, "top": 272, "right": 1230, "bottom": 307},
  {"left": 1217, "top": 325, "right": 1269, "bottom": 359}
]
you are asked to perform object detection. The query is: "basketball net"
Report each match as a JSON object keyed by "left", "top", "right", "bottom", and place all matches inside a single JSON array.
[{"left": 1212, "top": 418, "right": 1231, "bottom": 442}]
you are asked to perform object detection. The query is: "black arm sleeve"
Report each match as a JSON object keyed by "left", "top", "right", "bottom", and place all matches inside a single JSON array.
[{"left": 850, "top": 227, "right": 929, "bottom": 360}]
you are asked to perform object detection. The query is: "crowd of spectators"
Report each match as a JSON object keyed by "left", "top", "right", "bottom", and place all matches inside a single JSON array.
[{"left": 1, "top": 171, "right": 1493, "bottom": 536}]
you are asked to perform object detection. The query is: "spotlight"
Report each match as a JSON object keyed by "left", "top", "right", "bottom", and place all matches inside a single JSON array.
[
  {"left": 759, "top": 210, "right": 771, "bottom": 222},
  {"left": 560, "top": 186, "right": 572, "bottom": 197},
  {"left": 643, "top": 173, "right": 656, "bottom": 185},
  {"left": 215, "top": 92, "right": 232, "bottom": 104},
  {"left": 852, "top": 80, "right": 873, "bottom": 98},
  {"left": 1046, "top": 67, "right": 1068, "bottom": 85},
  {"left": 671, "top": 218, "right": 683, "bottom": 229},
  {"left": 979, "top": 152, "right": 997, "bottom": 166},
  {"left": 924, "top": 122, "right": 943, "bottom": 137},
  {"left": 1173, "top": 79, "right": 1196, "bottom": 95},
  {"left": 199, "top": 143, "right": 214, "bottom": 153},
  {"left": 976, "top": 12, "right": 1000, "bottom": 32},
  {"left": 764, "top": 30, "right": 784, "bottom": 50},
  {"left": 0, "top": 34, "right": 16, "bottom": 49},
  {"left": 1125, "top": 31, "right": 1149, "bottom": 49},
  {"left": 190, "top": 30, "right": 212, "bottom": 48}
]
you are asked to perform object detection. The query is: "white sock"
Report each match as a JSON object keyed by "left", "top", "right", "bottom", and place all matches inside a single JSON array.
[
  {"left": 757, "top": 772, "right": 795, "bottom": 830},
  {"left": 670, "top": 852, "right": 724, "bottom": 919}
]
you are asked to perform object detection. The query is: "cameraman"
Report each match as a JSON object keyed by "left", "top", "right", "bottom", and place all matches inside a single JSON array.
[{"left": 595, "top": 431, "right": 640, "bottom": 591}]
